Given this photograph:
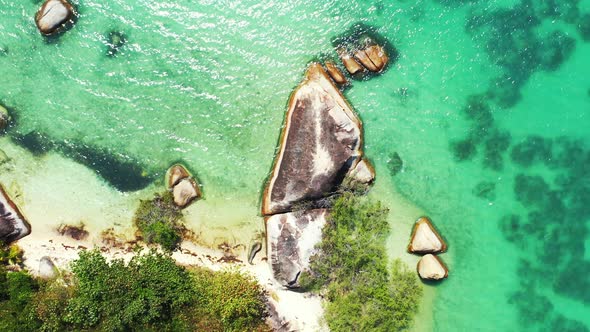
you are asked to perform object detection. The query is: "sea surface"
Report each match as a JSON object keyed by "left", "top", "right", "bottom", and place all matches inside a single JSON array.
[{"left": 1, "top": 0, "right": 590, "bottom": 331}]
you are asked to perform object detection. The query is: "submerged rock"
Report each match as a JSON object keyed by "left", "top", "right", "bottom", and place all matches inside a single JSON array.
[
  {"left": 408, "top": 217, "right": 447, "bottom": 254},
  {"left": 172, "top": 178, "right": 200, "bottom": 208},
  {"left": 266, "top": 209, "right": 327, "bottom": 287},
  {"left": 324, "top": 61, "right": 348, "bottom": 85},
  {"left": 39, "top": 256, "right": 58, "bottom": 279},
  {"left": 0, "top": 184, "right": 31, "bottom": 244},
  {"left": 417, "top": 254, "right": 448, "bottom": 280},
  {"left": 262, "top": 63, "right": 363, "bottom": 215},
  {"left": 106, "top": 31, "right": 127, "bottom": 57},
  {"left": 35, "top": 0, "right": 75, "bottom": 35}
]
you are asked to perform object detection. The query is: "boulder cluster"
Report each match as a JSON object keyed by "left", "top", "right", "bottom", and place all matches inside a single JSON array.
[
  {"left": 408, "top": 217, "right": 449, "bottom": 281},
  {"left": 166, "top": 164, "right": 201, "bottom": 209},
  {"left": 0, "top": 184, "right": 31, "bottom": 245},
  {"left": 320, "top": 37, "right": 390, "bottom": 87},
  {"left": 262, "top": 63, "right": 377, "bottom": 287}
]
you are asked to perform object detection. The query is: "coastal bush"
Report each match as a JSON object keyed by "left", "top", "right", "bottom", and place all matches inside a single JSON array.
[
  {"left": 65, "top": 249, "right": 196, "bottom": 331},
  {"left": 0, "top": 270, "right": 40, "bottom": 331},
  {"left": 303, "top": 192, "right": 422, "bottom": 331},
  {"left": 0, "top": 249, "right": 269, "bottom": 332},
  {"left": 133, "top": 192, "right": 184, "bottom": 251}
]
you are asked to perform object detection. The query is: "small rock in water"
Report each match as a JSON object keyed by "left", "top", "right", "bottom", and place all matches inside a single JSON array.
[
  {"left": 167, "top": 164, "right": 191, "bottom": 189},
  {"left": 324, "top": 61, "right": 348, "bottom": 85},
  {"left": 0, "top": 45, "right": 8, "bottom": 56},
  {"left": 337, "top": 47, "right": 364, "bottom": 75},
  {"left": 0, "top": 105, "right": 9, "bottom": 132},
  {"left": 387, "top": 152, "right": 403, "bottom": 176},
  {"left": 39, "top": 256, "right": 58, "bottom": 279},
  {"left": 408, "top": 217, "right": 447, "bottom": 254},
  {"left": 172, "top": 178, "right": 200, "bottom": 208},
  {"left": 417, "top": 254, "right": 448, "bottom": 281},
  {"left": 106, "top": 31, "right": 127, "bottom": 57},
  {"left": 35, "top": 0, "right": 75, "bottom": 36}
]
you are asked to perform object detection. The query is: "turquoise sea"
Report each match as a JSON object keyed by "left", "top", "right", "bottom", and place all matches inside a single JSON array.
[{"left": 2, "top": 0, "right": 590, "bottom": 331}]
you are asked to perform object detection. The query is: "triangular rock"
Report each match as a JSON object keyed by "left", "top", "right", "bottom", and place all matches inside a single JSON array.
[
  {"left": 408, "top": 217, "right": 447, "bottom": 254},
  {"left": 417, "top": 254, "right": 448, "bottom": 280},
  {"left": 0, "top": 184, "right": 31, "bottom": 244},
  {"left": 262, "top": 63, "right": 363, "bottom": 215}
]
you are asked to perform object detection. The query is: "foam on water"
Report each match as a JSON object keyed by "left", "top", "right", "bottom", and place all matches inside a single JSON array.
[{"left": 2, "top": 0, "right": 590, "bottom": 330}]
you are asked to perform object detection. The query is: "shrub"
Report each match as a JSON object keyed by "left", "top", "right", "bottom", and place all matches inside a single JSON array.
[
  {"left": 133, "top": 193, "right": 184, "bottom": 251},
  {"left": 191, "top": 268, "right": 268, "bottom": 332},
  {"left": 304, "top": 192, "right": 422, "bottom": 331},
  {"left": 65, "top": 250, "right": 196, "bottom": 331}
]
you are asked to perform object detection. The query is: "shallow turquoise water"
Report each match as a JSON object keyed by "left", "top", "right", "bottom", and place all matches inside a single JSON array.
[{"left": 2, "top": 0, "right": 590, "bottom": 330}]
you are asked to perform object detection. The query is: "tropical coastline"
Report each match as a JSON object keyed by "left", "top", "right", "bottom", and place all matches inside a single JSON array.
[{"left": 3, "top": 0, "right": 590, "bottom": 331}]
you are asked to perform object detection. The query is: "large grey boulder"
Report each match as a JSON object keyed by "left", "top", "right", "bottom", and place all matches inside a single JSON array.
[
  {"left": 262, "top": 63, "right": 363, "bottom": 215},
  {"left": 0, "top": 184, "right": 31, "bottom": 244},
  {"left": 266, "top": 209, "right": 327, "bottom": 287},
  {"left": 35, "top": 0, "right": 75, "bottom": 35}
]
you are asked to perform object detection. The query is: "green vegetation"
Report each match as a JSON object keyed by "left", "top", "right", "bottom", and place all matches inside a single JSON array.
[
  {"left": 300, "top": 192, "right": 422, "bottom": 331},
  {"left": 0, "top": 248, "right": 269, "bottom": 332},
  {"left": 133, "top": 192, "right": 184, "bottom": 251}
]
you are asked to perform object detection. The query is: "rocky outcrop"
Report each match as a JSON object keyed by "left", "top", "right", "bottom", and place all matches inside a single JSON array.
[
  {"left": 0, "top": 184, "right": 31, "bottom": 244},
  {"left": 337, "top": 47, "right": 364, "bottom": 75},
  {"left": 35, "top": 0, "right": 75, "bottom": 35},
  {"left": 166, "top": 164, "right": 201, "bottom": 208},
  {"left": 39, "top": 256, "right": 58, "bottom": 279},
  {"left": 348, "top": 158, "right": 375, "bottom": 186},
  {"left": 417, "top": 254, "right": 448, "bottom": 280},
  {"left": 266, "top": 209, "right": 327, "bottom": 287},
  {"left": 408, "top": 217, "right": 447, "bottom": 254},
  {"left": 324, "top": 61, "right": 348, "bottom": 85},
  {"left": 262, "top": 63, "right": 364, "bottom": 216}
]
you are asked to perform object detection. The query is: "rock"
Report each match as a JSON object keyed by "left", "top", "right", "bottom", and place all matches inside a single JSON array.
[
  {"left": 35, "top": 0, "right": 75, "bottom": 36},
  {"left": 266, "top": 209, "right": 327, "bottom": 287},
  {"left": 408, "top": 217, "right": 447, "bottom": 254},
  {"left": 347, "top": 158, "right": 375, "bottom": 185},
  {"left": 0, "top": 184, "right": 31, "bottom": 244},
  {"left": 337, "top": 48, "right": 364, "bottom": 75},
  {"left": 57, "top": 223, "right": 89, "bottom": 240},
  {"left": 417, "top": 254, "right": 448, "bottom": 280},
  {"left": 354, "top": 49, "right": 379, "bottom": 72},
  {"left": 172, "top": 178, "right": 200, "bottom": 208},
  {"left": 39, "top": 256, "right": 58, "bottom": 279},
  {"left": 324, "top": 61, "right": 348, "bottom": 85},
  {"left": 248, "top": 241, "right": 262, "bottom": 265},
  {"left": 167, "top": 164, "right": 191, "bottom": 189},
  {"left": 0, "top": 105, "right": 9, "bottom": 132},
  {"left": 364, "top": 44, "right": 388, "bottom": 72},
  {"left": 262, "top": 63, "right": 363, "bottom": 215}
]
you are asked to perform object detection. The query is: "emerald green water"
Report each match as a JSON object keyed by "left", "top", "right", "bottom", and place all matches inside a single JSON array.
[{"left": 2, "top": 0, "right": 590, "bottom": 330}]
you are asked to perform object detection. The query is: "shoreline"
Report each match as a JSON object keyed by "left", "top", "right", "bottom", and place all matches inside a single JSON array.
[{"left": 3, "top": 124, "right": 437, "bottom": 331}]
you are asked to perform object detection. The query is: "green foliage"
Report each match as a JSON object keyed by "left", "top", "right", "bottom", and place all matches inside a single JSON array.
[
  {"left": 305, "top": 192, "right": 422, "bottom": 332},
  {"left": 133, "top": 192, "right": 183, "bottom": 251},
  {"left": 0, "top": 248, "right": 269, "bottom": 332},
  {"left": 0, "top": 271, "right": 41, "bottom": 331},
  {"left": 191, "top": 268, "right": 268, "bottom": 332},
  {"left": 0, "top": 243, "right": 24, "bottom": 266},
  {"left": 65, "top": 249, "right": 196, "bottom": 331}
]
